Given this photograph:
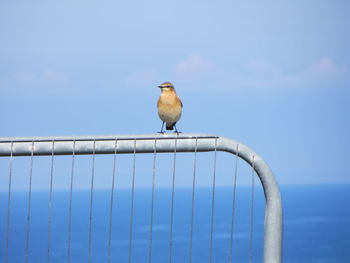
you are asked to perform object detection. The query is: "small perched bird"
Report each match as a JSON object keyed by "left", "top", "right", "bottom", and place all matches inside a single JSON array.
[{"left": 157, "top": 82, "right": 183, "bottom": 133}]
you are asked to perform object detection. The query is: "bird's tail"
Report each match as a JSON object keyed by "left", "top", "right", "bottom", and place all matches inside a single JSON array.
[{"left": 166, "top": 123, "right": 175, "bottom": 130}]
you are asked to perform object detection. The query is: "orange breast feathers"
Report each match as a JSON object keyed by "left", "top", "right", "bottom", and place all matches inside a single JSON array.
[{"left": 157, "top": 90, "right": 183, "bottom": 123}]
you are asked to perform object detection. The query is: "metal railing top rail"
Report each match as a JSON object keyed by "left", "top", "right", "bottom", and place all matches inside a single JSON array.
[{"left": 0, "top": 133, "right": 282, "bottom": 263}]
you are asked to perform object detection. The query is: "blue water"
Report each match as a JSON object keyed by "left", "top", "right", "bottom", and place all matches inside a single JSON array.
[{"left": 0, "top": 185, "right": 349, "bottom": 262}]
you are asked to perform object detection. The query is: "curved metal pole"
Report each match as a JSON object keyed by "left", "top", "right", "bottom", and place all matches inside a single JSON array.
[{"left": 0, "top": 133, "right": 283, "bottom": 263}]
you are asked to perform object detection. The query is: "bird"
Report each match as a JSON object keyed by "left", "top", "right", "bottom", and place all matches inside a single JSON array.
[{"left": 157, "top": 82, "right": 183, "bottom": 133}]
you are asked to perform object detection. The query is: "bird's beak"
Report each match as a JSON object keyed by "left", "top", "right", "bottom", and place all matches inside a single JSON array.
[{"left": 158, "top": 86, "right": 162, "bottom": 89}]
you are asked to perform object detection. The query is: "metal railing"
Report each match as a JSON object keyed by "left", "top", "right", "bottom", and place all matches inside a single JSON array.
[{"left": 0, "top": 133, "right": 282, "bottom": 263}]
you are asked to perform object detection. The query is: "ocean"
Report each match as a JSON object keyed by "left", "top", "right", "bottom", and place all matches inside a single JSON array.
[{"left": 0, "top": 185, "right": 349, "bottom": 262}]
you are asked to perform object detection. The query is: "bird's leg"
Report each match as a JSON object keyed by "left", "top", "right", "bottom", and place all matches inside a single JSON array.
[
  {"left": 159, "top": 122, "right": 165, "bottom": 133},
  {"left": 174, "top": 124, "right": 181, "bottom": 134}
]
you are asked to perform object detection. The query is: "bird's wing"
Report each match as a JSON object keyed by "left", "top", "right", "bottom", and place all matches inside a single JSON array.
[{"left": 179, "top": 97, "right": 183, "bottom": 108}]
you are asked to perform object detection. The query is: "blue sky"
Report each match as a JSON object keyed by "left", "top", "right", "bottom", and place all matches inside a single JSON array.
[{"left": 0, "top": 0, "right": 349, "bottom": 186}]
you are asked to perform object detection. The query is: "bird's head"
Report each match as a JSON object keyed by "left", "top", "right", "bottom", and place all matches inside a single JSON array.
[{"left": 158, "top": 82, "right": 175, "bottom": 93}]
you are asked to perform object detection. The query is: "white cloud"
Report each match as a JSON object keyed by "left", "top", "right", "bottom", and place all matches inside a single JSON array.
[
  {"left": 173, "top": 54, "right": 216, "bottom": 78},
  {"left": 307, "top": 57, "right": 347, "bottom": 76},
  {"left": 213, "top": 57, "right": 349, "bottom": 90},
  {"left": 11, "top": 70, "right": 67, "bottom": 85},
  {"left": 0, "top": 70, "right": 71, "bottom": 95},
  {"left": 247, "top": 61, "right": 276, "bottom": 74},
  {"left": 12, "top": 71, "right": 36, "bottom": 83},
  {"left": 41, "top": 70, "right": 67, "bottom": 84},
  {"left": 100, "top": 70, "right": 162, "bottom": 94},
  {"left": 125, "top": 70, "right": 159, "bottom": 86}
]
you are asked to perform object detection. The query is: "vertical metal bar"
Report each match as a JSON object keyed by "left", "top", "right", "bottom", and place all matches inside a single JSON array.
[
  {"left": 4, "top": 141, "right": 13, "bottom": 263},
  {"left": 229, "top": 145, "right": 239, "bottom": 263},
  {"left": 169, "top": 137, "right": 178, "bottom": 263},
  {"left": 249, "top": 156, "right": 255, "bottom": 263},
  {"left": 25, "top": 141, "right": 34, "bottom": 263},
  {"left": 108, "top": 139, "right": 118, "bottom": 263},
  {"left": 148, "top": 138, "right": 157, "bottom": 263},
  {"left": 128, "top": 139, "right": 137, "bottom": 263},
  {"left": 88, "top": 140, "right": 96, "bottom": 263},
  {"left": 67, "top": 140, "right": 76, "bottom": 263},
  {"left": 209, "top": 138, "right": 218, "bottom": 263},
  {"left": 189, "top": 138, "right": 198, "bottom": 263},
  {"left": 47, "top": 141, "right": 55, "bottom": 263}
]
